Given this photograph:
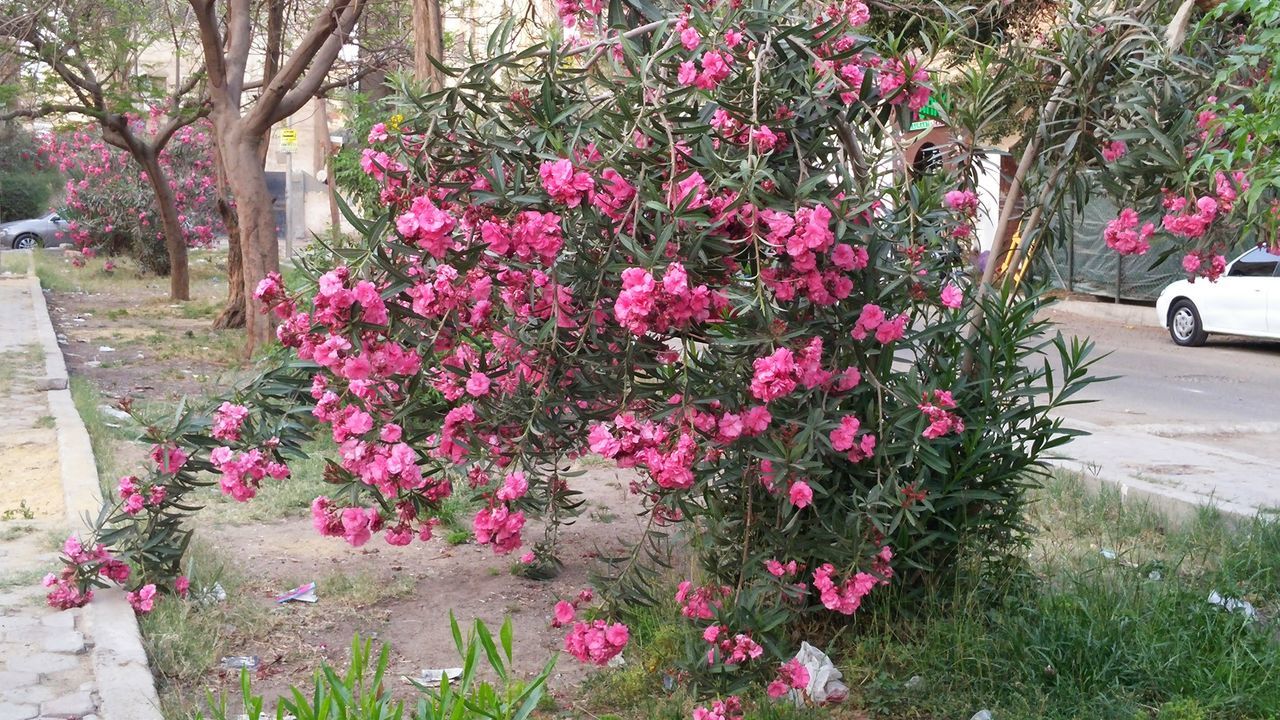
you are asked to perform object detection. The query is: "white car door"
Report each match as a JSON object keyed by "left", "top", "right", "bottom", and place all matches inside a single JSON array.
[{"left": 1204, "top": 248, "right": 1278, "bottom": 335}]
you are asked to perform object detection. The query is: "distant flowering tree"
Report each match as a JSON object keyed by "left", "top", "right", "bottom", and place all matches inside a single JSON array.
[
  {"left": 1088, "top": 1, "right": 1280, "bottom": 275},
  {"left": 40, "top": 117, "right": 221, "bottom": 275},
  {"left": 47, "top": 0, "right": 1121, "bottom": 704}
]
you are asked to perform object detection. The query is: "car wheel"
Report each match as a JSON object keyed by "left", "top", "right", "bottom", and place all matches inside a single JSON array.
[
  {"left": 1169, "top": 299, "right": 1208, "bottom": 347},
  {"left": 12, "top": 234, "right": 42, "bottom": 250}
]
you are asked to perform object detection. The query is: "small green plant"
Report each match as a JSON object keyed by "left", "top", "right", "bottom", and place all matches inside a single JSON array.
[
  {"left": 198, "top": 616, "right": 553, "bottom": 720},
  {"left": 1, "top": 501, "right": 36, "bottom": 521},
  {"left": 411, "top": 613, "right": 556, "bottom": 720}
]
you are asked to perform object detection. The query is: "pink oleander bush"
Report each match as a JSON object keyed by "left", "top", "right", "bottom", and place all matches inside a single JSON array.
[
  {"left": 49, "top": 0, "right": 1108, "bottom": 703},
  {"left": 38, "top": 112, "right": 221, "bottom": 274}
]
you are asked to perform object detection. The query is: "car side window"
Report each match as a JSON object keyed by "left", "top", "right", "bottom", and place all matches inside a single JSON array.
[{"left": 1228, "top": 248, "right": 1280, "bottom": 278}]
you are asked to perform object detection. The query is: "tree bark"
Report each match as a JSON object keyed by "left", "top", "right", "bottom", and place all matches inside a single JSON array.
[
  {"left": 137, "top": 150, "right": 191, "bottom": 300},
  {"left": 211, "top": 145, "right": 245, "bottom": 329},
  {"left": 413, "top": 0, "right": 445, "bottom": 90},
  {"left": 220, "top": 132, "right": 279, "bottom": 352}
]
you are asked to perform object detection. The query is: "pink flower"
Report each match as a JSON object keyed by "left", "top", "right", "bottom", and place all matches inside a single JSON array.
[
  {"left": 175, "top": 576, "right": 190, "bottom": 597},
  {"left": 943, "top": 189, "right": 979, "bottom": 216},
  {"left": 496, "top": 471, "right": 529, "bottom": 501},
  {"left": 680, "top": 27, "right": 701, "bottom": 50},
  {"left": 750, "top": 348, "right": 797, "bottom": 402},
  {"left": 940, "top": 283, "right": 963, "bottom": 309},
  {"left": 539, "top": 159, "right": 595, "bottom": 208},
  {"left": 788, "top": 480, "right": 813, "bottom": 509},
  {"left": 1104, "top": 208, "right": 1155, "bottom": 255},
  {"left": 564, "top": 620, "right": 629, "bottom": 665},
  {"left": 465, "top": 371, "right": 491, "bottom": 397},
  {"left": 211, "top": 402, "right": 249, "bottom": 441},
  {"left": 767, "top": 658, "right": 811, "bottom": 698},
  {"left": 126, "top": 583, "right": 157, "bottom": 614},
  {"left": 552, "top": 600, "right": 576, "bottom": 627},
  {"left": 1101, "top": 140, "right": 1128, "bottom": 163}
]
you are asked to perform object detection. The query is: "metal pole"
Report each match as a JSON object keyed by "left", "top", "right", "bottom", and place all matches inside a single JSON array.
[
  {"left": 1115, "top": 255, "right": 1122, "bottom": 304},
  {"left": 284, "top": 119, "right": 294, "bottom": 260},
  {"left": 1067, "top": 235, "right": 1075, "bottom": 292}
]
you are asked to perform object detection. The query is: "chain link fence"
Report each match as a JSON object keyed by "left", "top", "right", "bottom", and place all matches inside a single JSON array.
[{"left": 1043, "top": 195, "right": 1183, "bottom": 302}]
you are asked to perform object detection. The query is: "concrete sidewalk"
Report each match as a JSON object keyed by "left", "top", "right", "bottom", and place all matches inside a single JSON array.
[
  {"left": 0, "top": 255, "right": 162, "bottom": 720},
  {"left": 1054, "top": 418, "right": 1279, "bottom": 522}
]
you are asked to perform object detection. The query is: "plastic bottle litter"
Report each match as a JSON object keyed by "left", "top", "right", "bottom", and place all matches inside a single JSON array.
[{"left": 971, "top": 710, "right": 993, "bottom": 720}]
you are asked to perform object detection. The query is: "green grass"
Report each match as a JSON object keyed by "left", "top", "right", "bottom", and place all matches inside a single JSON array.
[
  {"left": 0, "top": 249, "right": 31, "bottom": 275},
  {"left": 0, "top": 522, "right": 37, "bottom": 541},
  {"left": 0, "top": 567, "right": 47, "bottom": 590},
  {"left": 202, "top": 440, "right": 333, "bottom": 525},
  {"left": 583, "top": 473, "right": 1280, "bottom": 720},
  {"left": 68, "top": 375, "right": 126, "bottom": 491},
  {"left": 141, "top": 539, "right": 280, "bottom": 719}
]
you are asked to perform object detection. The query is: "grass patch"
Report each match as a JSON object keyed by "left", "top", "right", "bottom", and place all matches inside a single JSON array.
[
  {"left": 318, "top": 571, "right": 418, "bottom": 608},
  {"left": 583, "top": 472, "right": 1280, "bottom": 720},
  {"left": 0, "top": 567, "right": 47, "bottom": 590},
  {"left": 142, "top": 539, "right": 283, "bottom": 719},
  {"left": 203, "top": 440, "right": 333, "bottom": 525},
  {"left": 0, "top": 522, "right": 36, "bottom": 541},
  {"left": 0, "top": 249, "right": 31, "bottom": 275},
  {"left": 69, "top": 375, "right": 125, "bottom": 489}
]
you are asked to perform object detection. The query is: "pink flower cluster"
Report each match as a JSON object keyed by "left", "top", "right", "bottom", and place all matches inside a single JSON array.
[
  {"left": 311, "top": 497, "right": 384, "bottom": 547},
  {"left": 676, "top": 581, "right": 730, "bottom": 620},
  {"left": 767, "top": 658, "right": 811, "bottom": 698},
  {"left": 879, "top": 57, "right": 931, "bottom": 111},
  {"left": 539, "top": 159, "right": 595, "bottom": 208},
  {"left": 758, "top": 204, "right": 865, "bottom": 306},
  {"left": 1161, "top": 196, "right": 1219, "bottom": 240},
  {"left": 1103, "top": 208, "right": 1156, "bottom": 256},
  {"left": 829, "top": 414, "right": 876, "bottom": 462},
  {"left": 44, "top": 536, "right": 133, "bottom": 609},
  {"left": 944, "top": 189, "right": 979, "bottom": 217},
  {"left": 397, "top": 195, "right": 458, "bottom": 258},
  {"left": 940, "top": 283, "right": 963, "bottom": 309},
  {"left": 850, "top": 304, "right": 908, "bottom": 344},
  {"left": 678, "top": 51, "right": 733, "bottom": 91},
  {"left": 811, "top": 547, "right": 892, "bottom": 615},
  {"left": 1101, "top": 140, "right": 1128, "bottom": 163},
  {"left": 211, "top": 402, "right": 249, "bottom": 441},
  {"left": 551, "top": 588, "right": 595, "bottom": 628},
  {"left": 563, "top": 619, "right": 629, "bottom": 665},
  {"left": 473, "top": 504, "right": 527, "bottom": 554},
  {"left": 692, "top": 697, "right": 743, "bottom": 720},
  {"left": 702, "top": 624, "right": 763, "bottom": 665},
  {"left": 126, "top": 584, "right": 157, "bottom": 614},
  {"left": 117, "top": 475, "right": 166, "bottom": 515},
  {"left": 591, "top": 168, "right": 637, "bottom": 222},
  {"left": 481, "top": 211, "right": 565, "bottom": 265},
  {"left": 613, "top": 263, "right": 720, "bottom": 336},
  {"left": 1181, "top": 250, "right": 1227, "bottom": 282},
  {"left": 210, "top": 446, "right": 289, "bottom": 502},
  {"left": 919, "top": 390, "right": 964, "bottom": 439},
  {"left": 149, "top": 443, "right": 189, "bottom": 474}
]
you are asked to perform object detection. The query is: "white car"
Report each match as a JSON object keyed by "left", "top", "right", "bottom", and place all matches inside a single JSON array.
[{"left": 1156, "top": 246, "right": 1280, "bottom": 346}]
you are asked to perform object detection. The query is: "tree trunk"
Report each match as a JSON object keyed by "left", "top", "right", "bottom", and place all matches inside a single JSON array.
[
  {"left": 211, "top": 143, "right": 245, "bottom": 329},
  {"left": 413, "top": 0, "right": 445, "bottom": 90},
  {"left": 138, "top": 151, "right": 191, "bottom": 301},
  {"left": 222, "top": 135, "right": 280, "bottom": 353}
]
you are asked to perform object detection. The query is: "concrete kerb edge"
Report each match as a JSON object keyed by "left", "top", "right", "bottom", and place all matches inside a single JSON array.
[
  {"left": 1052, "top": 299, "right": 1160, "bottom": 329},
  {"left": 27, "top": 267, "right": 165, "bottom": 720},
  {"left": 1048, "top": 457, "right": 1261, "bottom": 529}
]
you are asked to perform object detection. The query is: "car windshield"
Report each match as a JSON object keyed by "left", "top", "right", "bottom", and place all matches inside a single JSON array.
[{"left": 1228, "top": 248, "right": 1280, "bottom": 277}]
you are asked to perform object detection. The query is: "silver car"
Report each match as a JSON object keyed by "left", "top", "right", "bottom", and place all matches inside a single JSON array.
[{"left": 0, "top": 212, "right": 68, "bottom": 249}]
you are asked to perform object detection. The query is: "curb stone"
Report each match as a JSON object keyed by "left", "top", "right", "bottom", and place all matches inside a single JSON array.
[{"left": 27, "top": 264, "right": 165, "bottom": 720}]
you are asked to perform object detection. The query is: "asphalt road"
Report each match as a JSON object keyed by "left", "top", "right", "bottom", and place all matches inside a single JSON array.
[{"left": 1043, "top": 306, "right": 1280, "bottom": 457}]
